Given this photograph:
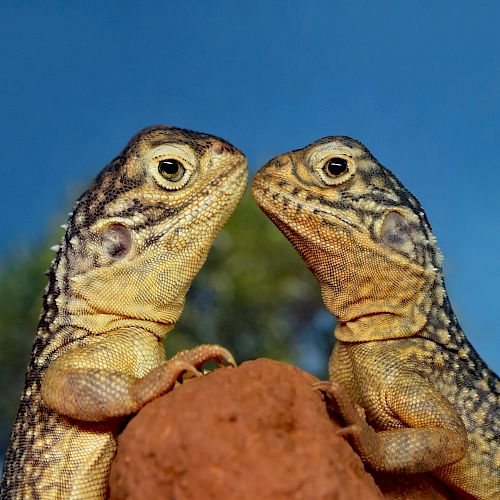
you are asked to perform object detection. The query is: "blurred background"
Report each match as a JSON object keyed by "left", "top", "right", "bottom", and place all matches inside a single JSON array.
[{"left": 1, "top": 1, "right": 499, "bottom": 462}]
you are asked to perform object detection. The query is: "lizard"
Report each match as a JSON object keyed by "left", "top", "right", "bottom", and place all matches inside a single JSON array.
[
  {"left": 0, "top": 125, "right": 247, "bottom": 499},
  {"left": 252, "top": 136, "right": 499, "bottom": 499}
]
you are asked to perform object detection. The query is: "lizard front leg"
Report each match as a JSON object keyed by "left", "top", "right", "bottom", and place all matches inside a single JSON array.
[
  {"left": 42, "top": 330, "right": 235, "bottom": 422},
  {"left": 315, "top": 379, "right": 468, "bottom": 473}
]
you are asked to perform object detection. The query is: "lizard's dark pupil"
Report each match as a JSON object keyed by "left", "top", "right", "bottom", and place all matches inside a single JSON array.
[
  {"left": 325, "top": 158, "right": 348, "bottom": 177},
  {"left": 158, "top": 159, "right": 181, "bottom": 176}
]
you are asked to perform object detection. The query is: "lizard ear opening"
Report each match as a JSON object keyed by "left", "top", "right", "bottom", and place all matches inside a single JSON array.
[
  {"left": 380, "top": 212, "right": 418, "bottom": 256},
  {"left": 101, "top": 223, "right": 132, "bottom": 260}
]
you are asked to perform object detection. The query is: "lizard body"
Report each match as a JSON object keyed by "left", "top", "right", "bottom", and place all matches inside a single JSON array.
[
  {"left": 253, "top": 136, "right": 499, "bottom": 499},
  {"left": 1, "top": 125, "right": 247, "bottom": 499}
]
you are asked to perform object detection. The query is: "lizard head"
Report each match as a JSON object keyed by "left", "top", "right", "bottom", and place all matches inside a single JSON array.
[
  {"left": 52, "top": 125, "right": 247, "bottom": 337},
  {"left": 253, "top": 136, "right": 444, "bottom": 341}
]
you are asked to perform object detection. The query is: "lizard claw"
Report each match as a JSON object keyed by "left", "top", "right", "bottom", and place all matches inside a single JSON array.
[
  {"left": 312, "top": 380, "right": 347, "bottom": 400},
  {"left": 212, "top": 348, "right": 237, "bottom": 368},
  {"left": 337, "top": 424, "right": 362, "bottom": 438},
  {"left": 312, "top": 380, "right": 335, "bottom": 395},
  {"left": 165, "top": 360, "right": 203, "bottom": 384},
  {"left": 312, "top": 380, "right": 367, "bottom": 426},
  {"left": 170, "top": 344, "right": 237, "bottom": 371},
  {"left": 179, "top": 363, "right": 204, "bottom": 381}
]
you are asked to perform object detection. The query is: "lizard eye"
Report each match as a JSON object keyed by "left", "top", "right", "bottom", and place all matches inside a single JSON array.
[
  {"left": 158, "top": 159, "right": 185, "bottom": 182},
  {"left": 149, "top": 144, "right": 196, "bottom": 190},
  {"left": 314, "top": 155, "right": 355, "bottom": 186},
  {"left": 324, "top": 157, "right": 349, "bottom": 177}
]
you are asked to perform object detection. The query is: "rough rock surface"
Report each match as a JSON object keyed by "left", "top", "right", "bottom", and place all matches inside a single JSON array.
[{"left": 109, "top": 359, "right": 454, "bottom": 500}]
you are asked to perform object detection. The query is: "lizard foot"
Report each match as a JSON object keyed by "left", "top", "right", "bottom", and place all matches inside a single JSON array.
[
  {"left": 312, "top": 380, "right": 380, "bottom": 463},
  {"left": 131, "top": 359, "right": 203, "bottom": 408},
  {"left": 312, "top": 380, "right": 367, "bottom": 422},
  {"left": 170, "top": 343, "right": 237, "bottom": 371},
  {"left": 337, "top": 424, "right": 364, "bottom": 439}
]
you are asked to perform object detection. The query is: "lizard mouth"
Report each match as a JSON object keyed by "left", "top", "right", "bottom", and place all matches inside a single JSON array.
[
  {"left": 252, "top": 179, "right": 364, "bottom": 236},
  {"left": 175, "top": 157, "right": 246, "bottom": 223}
]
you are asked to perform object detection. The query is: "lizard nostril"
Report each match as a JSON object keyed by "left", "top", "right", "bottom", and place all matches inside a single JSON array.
[
  {"left": 275, "top": 156, "right": 291, "bottom": 170},
  {"left": 211, "top": 141, "right": 224, "bottom": 155}
]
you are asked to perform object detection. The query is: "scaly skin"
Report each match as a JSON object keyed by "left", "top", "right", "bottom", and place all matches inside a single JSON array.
[
  {"left": 253, "top": 136, "right": 499, "bottom": 499},
  {"left": 0, "top": 125, "right": 247, "bottom": 499}
]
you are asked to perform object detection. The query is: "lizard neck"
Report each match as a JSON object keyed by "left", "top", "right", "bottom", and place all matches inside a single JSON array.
[
  {"left": 416, "top": 274, "right": 473, "bottom": 353},
  {"left": 27, "top": 250, "right": 82, "bottom": 372},
  {"left": 332, "top": 269, "right": 466, "bottom": 346},
  {"left": 31, "top": 246, "right": 173, "bottom": 373}
]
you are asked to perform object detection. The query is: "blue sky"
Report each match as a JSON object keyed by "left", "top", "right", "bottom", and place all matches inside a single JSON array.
[{"left": 0, "top": 1, "right": 499, "bottom": 371}]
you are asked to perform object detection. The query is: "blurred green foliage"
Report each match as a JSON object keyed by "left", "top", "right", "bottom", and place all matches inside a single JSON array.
[{"left": 0, "top": 193, "right": 335, "bottom": 458}]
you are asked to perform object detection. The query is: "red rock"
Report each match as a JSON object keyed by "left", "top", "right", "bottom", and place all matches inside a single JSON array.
[
  {"left": 110, "top": 358, "right": 455, "bottom": 499},
  {"left": 109, "top": 358, "right": 382, "bottom": 499}
]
